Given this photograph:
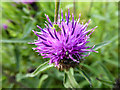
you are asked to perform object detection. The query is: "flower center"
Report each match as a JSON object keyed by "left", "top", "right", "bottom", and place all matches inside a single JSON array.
[{"left": 57, "top": 57, "right": 79, "bottom": 71}]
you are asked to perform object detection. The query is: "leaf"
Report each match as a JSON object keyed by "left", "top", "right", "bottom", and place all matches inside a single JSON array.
[
  {"left": 23, "top": 7, "right": 30, "bottom": 14},
  {"left": 23, "top": 20, "right": 36, "bottom": 38},
  {"left": 80, "top": 63, "right": 98, "bottom": 76},
  {"left": 1, "top": 39, "right": 32, "bottom": 43},
  {"left": 93, "top": 41, "right": 112, "bottom": 50},
  {"left": 96, "top": 78, "right": 115, "bottom": 85},
  {"left": 104, "top": 59, "right": 119, "bottom": 67},
  {"left": 38, "top": 74, "right": 48, "bottom": 88},
  {"left": 75, "top": 68, "right": 92, "bottom": 87},
  {"left": 16, "top": 61, "right": 54, "bottom": 81},
  {"left": 65, "top": 68, "right": 80, "bottom": 88},
  {"left": 92, "top": 14, "right": 108, "bottom": 21},
  {"left": 65, "top": 4, "right": 73, "bottom": 9},
  {"left": 63, "top": 72, "right": 73, "bottom": 88},
  {"left": 94, "top": 36, "right": 117, "bottom": 50},
  {"left": 98, "top": 62, "right": 114, "bottom": 81},
  {"left": 82, "top": 36, "right": 118, "bottom": 56},
  {"left": 14, "top": 45, "right": 20, "bottom": 71},
  {"left": 39, "top": 2, "right": 54, "bottom": 17}
]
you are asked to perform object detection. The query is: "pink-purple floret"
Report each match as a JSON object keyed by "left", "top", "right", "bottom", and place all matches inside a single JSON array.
[
  {"left": 3, "top": 24, "right": 8, "bottom": 30},
  {"left": 32, "top": 9, "right": 98, "bottom": 66},
  {"left": 14, "top": 0, "right": 35, "bottom": 4}
]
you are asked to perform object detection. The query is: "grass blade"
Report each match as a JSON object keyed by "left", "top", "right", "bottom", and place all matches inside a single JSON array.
[
  {"left": 80, "top": 63, "right": 98, "bottom": 76},
  {"left": 14, "top": 45, "right": 20, "bottom": 71},
  {"left": 98, "top": 62, "right": 114, "bottom": 81},
  {"left": 23, "top": 20, "right": 36, "bottom": 38},
  {"left": 75, "top": 68, "right": 92, "bottom": 87},
  {"left": 104, "top": 59, "right": 119, "bottom": 67},
  {"left": 1, "top": 39, "right": 32, "bottom": 43},
  {"left": 94, "top": 36, "right": 118, "bottom": 50},
  {"left": 96, "top": 78, "right": 115, "bottom": 85}
]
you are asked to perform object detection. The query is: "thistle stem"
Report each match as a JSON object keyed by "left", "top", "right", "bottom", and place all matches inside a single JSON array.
[{"left": 54, "top": 0, "right": 60, "bottom": 24}]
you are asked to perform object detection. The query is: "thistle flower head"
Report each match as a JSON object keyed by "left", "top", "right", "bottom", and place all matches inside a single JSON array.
[
  {"left": 32, "top": 9, "right": 98, "bottom": 70},
  {"left": 14, "top": 0, "right": 36, "bottom": 4}
]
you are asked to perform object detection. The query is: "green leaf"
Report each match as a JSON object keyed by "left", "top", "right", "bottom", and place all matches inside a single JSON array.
[
  {"left": 104, "top": 59, "right": 119, "bottom": 67},
  {"left": 23, "top": 7, "right": 30, "bottom": 14},
  {"left": 23, "top": 20, "right": 36, "bottom": 38},
  {"left": 80, "top": 63, "right": 98, "bottom": 76},
  {"left": 39, "top": 2, "right": 54, "bottom": 17},
  {"left": 98, "top": 62, "right": 114, "bottom": 81},
  {"left": 14, "top": 45, "right": 20, "bottom": 71},
  {"left": 29, "top": 61, "right": 54, "bottom": 77},
  {"left": 1, "top": 39, "right": 32, "bottom": 43},
  {"left": 38, "top": 74, "right": 48, "bottom": 88},
  {"left": 63, "top": 72, "right": 73, "bottom": 88},
  {"left": 94, "top": 36, "right": 117, "bottom": 50},
  {"left": 16, "top": 61, "right": 54, "bottom": 81},
  {"left": 96, "top": 78, "right": 115, "bottom": 85},
  {"left": 75, "top": 68, "right": 92, "bottom": 87},
  {"left": 94, "top": 41, "right": 112, "bottom": 50},
  {"left": 65, "top": 68, "right": 80, "bottom": 88}
]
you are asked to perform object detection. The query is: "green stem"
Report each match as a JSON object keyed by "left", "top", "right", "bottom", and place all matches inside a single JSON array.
[
  {"left": 87, "top": 1, "right": 93, "bottom": 17},
  {"left": 73, "top": 0, "right": 76, "bottom": 18},
  {"left": 65, "top": 68, "right": 80, "bottom": 88},
  {"left": 54, "top": 0, "right": 60, "bottom": 24}
]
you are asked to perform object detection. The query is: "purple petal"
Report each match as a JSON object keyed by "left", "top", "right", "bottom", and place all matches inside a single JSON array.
[{"left": 45, "top": 14, "right": 53, "bottom": 27}]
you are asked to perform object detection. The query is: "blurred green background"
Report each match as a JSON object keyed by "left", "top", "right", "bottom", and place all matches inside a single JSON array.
[{"left": 1, "top": 1, "right": 118, "bottom": 88}]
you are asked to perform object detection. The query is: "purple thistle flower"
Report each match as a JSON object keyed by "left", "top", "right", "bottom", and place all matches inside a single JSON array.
[
  {"left": 3, "top": 24, "right": 8, "bottom": 30},
  {"left": 14, "top": 0, "right": 36, "bottom": 4},
  {"left": 32, "top": 9, "right": 98, "bottom": 69},
  {"left": 21, "top": 0, "right": 36, "bottom": 4}
]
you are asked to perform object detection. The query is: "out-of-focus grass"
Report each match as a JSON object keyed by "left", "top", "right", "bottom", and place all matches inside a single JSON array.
[{"left": 1, "top": 2, "right": 118, "bottom": 88}]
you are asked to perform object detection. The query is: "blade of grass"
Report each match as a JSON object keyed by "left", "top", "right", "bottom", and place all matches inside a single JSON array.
[
  {"left": 1, "top": 39, "right": 32, "bottom": 43},
  {"left": 98, "top": 62, "right": 114, "bottom": 81},
  {"left": 14, "top": 45, "right": 20, "bottom": 71},
  {"left": 23, "top": 20, "right": 36, "bottom": 38},
  {"left": 104, "top": 59, "right": 119, "bottom": 67},
  {"left": 96, "top": 78, "right": 115, "bottom": 85},
  {"left": 75, "top": 68, "right": 92, "bottom": 87},
  {"left": 94, "top": 35, "right": 118, "bottom": 50},
  {"left": 80, "top": 63, "right": 98, "bottom": 76}
]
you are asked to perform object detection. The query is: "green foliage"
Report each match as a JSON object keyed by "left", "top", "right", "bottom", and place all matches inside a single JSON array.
[
  {"left": 1, "top": 1, "right": 118, "bottom": 88},
  {"left": 75, "top": 68, "right": 92, "bottom": 87},
  {"left": 64, "top": 68, "right": 80, "bottom": 88},
  {"left": 16, "top": 61, "right": 54, "bottom": 81}
]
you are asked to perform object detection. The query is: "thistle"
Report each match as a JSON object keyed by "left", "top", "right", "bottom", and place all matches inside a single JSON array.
[
  {"left": 14, "top": 0, "right": 36, "bottom": 4},
  {"left": 32, "top": 9, "right": 98, "bottom": 70}
]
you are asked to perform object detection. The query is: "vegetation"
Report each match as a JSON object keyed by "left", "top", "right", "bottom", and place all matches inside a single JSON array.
[{"left": 1, "top": 1, "right": 118, "bottom": 88}]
